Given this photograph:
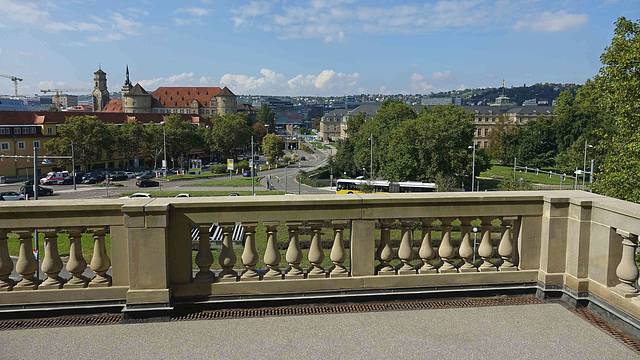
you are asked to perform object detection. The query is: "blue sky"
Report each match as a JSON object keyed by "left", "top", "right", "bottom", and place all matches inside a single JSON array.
[{"left": 0, "top": 0, "right": 638, "bottom": 96}]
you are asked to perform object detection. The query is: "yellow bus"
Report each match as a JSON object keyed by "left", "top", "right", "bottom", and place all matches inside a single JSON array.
[{"left": 336, "top": 179, "right": 437, "bottom": 194}]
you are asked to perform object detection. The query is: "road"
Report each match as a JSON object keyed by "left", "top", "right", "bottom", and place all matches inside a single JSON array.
[{"left": 0, "top": 144, "right": 335, "bottom": 200}]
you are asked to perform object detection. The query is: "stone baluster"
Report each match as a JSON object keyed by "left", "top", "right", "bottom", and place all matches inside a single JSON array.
[
  {"left": 397, "top": 219, "right": 416, "bottom": 275},
  {"left": 241, "top": 223, "right": 260, "bottom": 281},
  {"left": 307, "top": 221, "right": 326, "bottom": 278},
  {"left": 498, "top": 217, "right": 517, "bottom": 271},
  {"left": 478, "top": 218, "right": 497, "bottom": 272},
  {"left": 64, "top": 227, "right": 89, "bottom": 288},
  {"left": 330, "top": 220, "right": 349, "bottom": 277},
  {"left": 39, "top": 229, "right": 64, "bottom": 289},
  {"left": 438, "top": 218, "right": 458, "bottom": 273},
  {"left": 458, "top": 219, "right": 478, "bottom": 273},
  {"left": 378, "top": 219, "right": 395, "bottom": 275},
  {"left": 218, "top": 223, "right": 238, "bottom": 282},
  {"left": 263, "top": 222, "right": 282, "bottom": 280},
  {"left": 89, "top": 227, "right": 112, "bottom": 287},
  {"left": 13, "top": 230, "right": 39, "bottom": 290},
  {"left": 194, "top": 224, "right": 214, "bottom": 283},
  {"left": 418, "top": 219, "right": 437, "bottom": 274},
  {"left": 614, "top": 230, "right": 639, "bottom": 298},
  {"left": 0, "top": 229, "right": 15, "bottom": 291},
  {"left": 285, "top": 222, "right": 304, "bottom": 279}
]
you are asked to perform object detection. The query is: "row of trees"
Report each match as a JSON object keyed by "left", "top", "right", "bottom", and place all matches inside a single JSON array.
[
  {"left": 332, "top": 99, "right": 490, "bottom": 190},
  {"left": 44, "top": 113, "right": 272, "bottom": 171}
]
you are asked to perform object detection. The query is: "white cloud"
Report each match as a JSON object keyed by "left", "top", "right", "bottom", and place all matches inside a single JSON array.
[
  {"left": 39, "top": 80, "right": 69, "bottom": 90},
  {"left": 487, "top": 73, "right": 496, "bottom": 79},
  {"left": 410, "top": 73, "right": 435, "bottom": 93},
  {"left": 231, "top": 1, "right": 273, "bottom": 27},
  {"left": 458, "top": 84, "right": 468, "bottom": 91},
  {"left": 87, "top": 33, "right": 125, "bottom": 43},
  {"left": 513, "top": 10, "right": 588, "bottom": 32},
  {"left": 139, "top": 72, "right": 197, "bottom": 88},
  {"left": 432, "top": 70, "right": 453, "bottom": 80},
  {"left": 176, "top": 7, "right": 210, "bottom": 17},
  {"left": 524, "top": 73, "right": 533, "bottom": 77},
  {"left": 110, "top": 12, "right": 142, "bottom": 35}
]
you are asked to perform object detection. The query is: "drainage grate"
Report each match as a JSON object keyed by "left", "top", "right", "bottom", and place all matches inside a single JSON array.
[
  {"left": 171, "top": 296, "right": 544, "bottom": 322},
  {"left": 571, "top": 308, "right": 640, "bottom": 355},
  {"left": 0, "top": 314, "right": 123, "bottom": 331}
]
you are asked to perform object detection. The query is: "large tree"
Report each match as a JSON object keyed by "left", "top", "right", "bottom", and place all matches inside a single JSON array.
[
  {"left": 262, "top": 134, "right": 284, "bottom": 165},
  {"left": 141, "top": 123, "right": 165, "bottom": 169},
  {"left": 207, "top": 114, "right": 251, "bottom": 160},
  {"left": 116, "top": 118, "right": 144, "bottom": 169},
  {"left": 486, "top": 113, "right": 517, "bottom": 164},
  {"left": 44, "top": 115, "right": 115, "bottom": 171},
  {"left": 592, "top": 17, "right": 640, "bottom": 202},
  {"left": 257, "top": 104, "right": 276, "bottom": 133},
  {"left": 164, "top": 114, "right": 203, "bottom": 169}
]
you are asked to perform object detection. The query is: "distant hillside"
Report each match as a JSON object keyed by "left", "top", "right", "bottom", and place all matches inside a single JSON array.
[{"left": 429, "top": 83, "right": 581, "bottom": 104}]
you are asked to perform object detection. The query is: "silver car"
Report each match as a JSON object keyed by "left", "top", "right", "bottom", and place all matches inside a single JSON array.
[{"left": 1, "top": 191, "right": 25, "bottom": 201}]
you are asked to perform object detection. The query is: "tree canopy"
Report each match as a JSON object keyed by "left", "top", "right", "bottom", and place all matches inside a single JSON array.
[{"left": 257, "top": 104, "right": 275, "bottom": 133}]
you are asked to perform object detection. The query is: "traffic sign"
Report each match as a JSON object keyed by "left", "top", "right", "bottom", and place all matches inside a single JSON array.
[{"left": 227, "top": 159, "right": 234, "bottom": 171}]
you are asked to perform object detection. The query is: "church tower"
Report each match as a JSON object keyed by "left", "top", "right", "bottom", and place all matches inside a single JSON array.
[
  {"left": 121, "top": 65, "right": 133, "bottom": 95},
  {"left": 92, "top": 67, "right": 110, "bottom": 111}
]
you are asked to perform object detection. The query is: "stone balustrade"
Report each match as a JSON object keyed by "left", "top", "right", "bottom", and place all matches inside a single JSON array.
[{"left": 0, "top": 191, "right": 639, "bottom": 325}]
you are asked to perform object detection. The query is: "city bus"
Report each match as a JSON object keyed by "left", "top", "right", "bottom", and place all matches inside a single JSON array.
[{"left": 336, "top": 179, "right": 437, "bottom": 194}]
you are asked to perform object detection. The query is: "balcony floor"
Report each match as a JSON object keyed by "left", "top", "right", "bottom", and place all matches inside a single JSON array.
[{"left": 2, "top": 301, "right": 639, "bottom": 359}]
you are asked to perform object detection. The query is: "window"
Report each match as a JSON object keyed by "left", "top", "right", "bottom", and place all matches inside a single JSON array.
[
  {"left": 484, "top": 141, "right": 488, "bottom": 148},
  {"left": 47, "top": 127, "right": 53, "bottom": 134},
  {"left": 17, "top": 142, "right": 25, "bottom": 150},
  {"left": 1, "top": 142, "right": 9, "bottom": 151},
  {"left": 484, "top": 128, "right": 489, "bottom": 136},
  {"left": 477, "top": 129, "right": 481, "bottom": 136},
  {"left": 14, "top": 128, "right": 21, "bottom": 134},
  {"left": 33, "top": 141, "right": 40, "bottom": 149},
  {"left": 0, "top": 128, "right": 5, "bottom": 135},
  {"left": 31, "top": 128, "right": 36, "bottom": 134}
]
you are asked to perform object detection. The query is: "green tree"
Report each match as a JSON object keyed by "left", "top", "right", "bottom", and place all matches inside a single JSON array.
[
  {"left": 115, "top": 118, "right": 144, "bottom": 169},
  {"left": 312, "top": 117, "right": 321, "bottom": 131},
  {"left": 142, "top": 123, "right": 164, "bottom": 169},
  {"left": 164, "top": 114, "right": 203, "bottom": 170},
  {"left": 513, "top": 116, "right": 558, "bottom": 168},
  {"left": 486, "top": 114, "right": 517, "bottom": 163},
  {"left": 262, "top": 134, "right": 284, "bottom": 165},
  {"left": 207, "top": 114, "right": 251, "bottom": 160},
  {"left": 252, "top": 122, "right": 268, "bottom": 144},
  {"left": 257, "top": 104, "right": 275, "bottom": 133},
  {"left": 48, "top": 106, "right": 59, "bottom": 112},
  {"left": 44, "top": 115, "right": 115, "bottom": 171},
  {"left": 593, "top": 17, "right": 640, "bottom": 202}
]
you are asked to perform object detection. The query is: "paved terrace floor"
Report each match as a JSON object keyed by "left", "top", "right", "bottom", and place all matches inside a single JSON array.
[{"left": 2, "top": 302, "right": 639, "bottom": 359}]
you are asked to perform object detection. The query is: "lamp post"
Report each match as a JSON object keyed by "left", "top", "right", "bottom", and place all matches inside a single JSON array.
[
  {"left": 368, "top": 134, "right": 373, "bottom": 179},
  {"left": 468, "top": 143, "right": 476, "bottom": 192},
  {"left": 583, "top": 140, "right": 593, "bottom": 190},
  {"left": 251, "top": 135, "right": 255, "bottom": 196},
  {"left": 160, "top": 121, "right": 167, "bottom": 177}
]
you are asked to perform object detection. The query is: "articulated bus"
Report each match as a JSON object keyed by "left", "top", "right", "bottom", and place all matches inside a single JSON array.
[{"left": 336, "top": 179, "right": 437, "bottom": 194}]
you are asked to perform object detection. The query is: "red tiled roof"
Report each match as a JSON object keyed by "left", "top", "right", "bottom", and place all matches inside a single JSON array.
[
  {"left": 0, "top": 111, "right": 213, "bottom": 127},
  {"left": 68, "top": 105, "right": 93, "bottom": 112},
  {"left": 237, "top": 103, "right": 258, "bottom": 112},
  {"left": 151, "top": 87, "right": 222, "bottom": 108},
  {"left": 101, "top": 99, "right": 123, "bottom": 112}
]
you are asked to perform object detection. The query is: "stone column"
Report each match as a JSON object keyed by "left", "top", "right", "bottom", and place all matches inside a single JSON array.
[
  {"left": 498, "top": 217, "right": 517, "bottom": 271},
  {"left": 613, "top": 230, "right": 639, "bottom": 298},
  {"left": 478, "top": 217, "right": 497, "bottom": 272},
  {"left": 0, "top": 229, "right": 15, "bottom": 291},
  {"left": 263, "top": 222, "right": 282, "bottom": 280},
  {"left": 194, "top": 224, "right": 214, "bottom": 283},
  {"left": 39, "top": 229, "right": 64, "bottom": 289},
  {"left": 89, "top": 227, "right": 112, "bottom": 287},
  {"left": 13, "top": 229, "right": 39, "bottom": 290},
  {"left": 378, "top": 219, "right": 395, "bottom": 275},
  {"left": 397, "top": 219, "right": 416, "bottom": 274},
  {"left": 285, "top": 222, "right": 304, "bottom": 279},
  {"left": 418, "top": 219, "right": 437, "bottom": 274},
  {"left": 64, "top": 227, "right": 89, "bottom": 288},
  {"left": 458, "top": 219, "right": 477, "bottom": 273},
  {"left": 217, "top": 223, "right": 238, "bottom": 282},
  {"left": 241, "top": 223, "right": 260, "bottom": 281},
  {"left": 307, "top": 221, "right": 326, "bottom": 278},
  {"left": 438, "top": 218, "right": 458, "bottom": 273},
  {"left": 330, "top": 220, "right": 349, "bottom": 277}
]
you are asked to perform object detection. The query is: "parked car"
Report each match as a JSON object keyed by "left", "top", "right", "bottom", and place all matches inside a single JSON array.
[
  {"left": 55, "top": 174, "right": 83, "bottom": 185},
  {"left": 20, "top": 185, "right": 54, "bottom": 197},
  {"left": 135, "top": 171, "right": 155, "bottom": 180},
  {"left": 242, "top": 171, "right": 251, "bottom": 177},
  {"left": 0, "top": 191, "right": 25, "bottom": 200},
  {"left": 124, "top": 171, "right": 135, "bottom": 179},
  {"left": 136, "top": 179, "right": 159, "bottom": 187},
  {"left": 175, "top": 193, "right": 191, "bottom": 198},
  {"left": 119, "top": 193, "right": 153, "bottom": 199},
  {"left": 108, "top": 172, "right": 128, "bottom": 181}
]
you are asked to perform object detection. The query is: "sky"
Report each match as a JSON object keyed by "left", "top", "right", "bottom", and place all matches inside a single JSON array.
[{"left": 0, "top": 0, "right": 638, "bottom": 97}]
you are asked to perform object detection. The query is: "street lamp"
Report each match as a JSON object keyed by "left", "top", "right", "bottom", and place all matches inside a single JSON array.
[
  {"left": 583, "top": 140, "right": 593, "bottom": 190},
  {"left": 368, "top": 134, "right": 373, "bottom": 179},
  {"left": 468, "top": 143, "right": 476, "bottom": 192},
  {"left": 159, "top": 121, "right": 167, "bottom": 177}
]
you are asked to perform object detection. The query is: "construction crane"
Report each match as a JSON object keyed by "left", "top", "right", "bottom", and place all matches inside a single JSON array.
[
  {"left": 40, "top": 88, "right": 91, "bottom": 109},
  {"left": 0, "top": 74, "right": 23, "bottom": 97}
]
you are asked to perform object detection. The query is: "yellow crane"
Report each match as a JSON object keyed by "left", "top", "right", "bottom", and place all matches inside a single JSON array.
[
  {"left": 40, "top": 88, "right": 91, "bottom": 109},
  {"left": 0, "top": 74, "right": 23, "bottom": 96}
]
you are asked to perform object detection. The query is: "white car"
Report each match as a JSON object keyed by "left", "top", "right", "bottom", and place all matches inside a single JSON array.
[
  {"left": 124, "top": 172, "right": 135, "bottom": 179},
  {"left": 119, "top": 193, "right": 153, "bottom": 199},
  {"left": 1, "top": 191, "right": 25, "bottom": 200},
  {"left": 175, "top": 193, "right": 191, "bottom": 198}
]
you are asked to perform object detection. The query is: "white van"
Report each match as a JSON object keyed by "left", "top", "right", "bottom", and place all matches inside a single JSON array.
[{"left": 40, "top": 171, "right": 69, "bottom": 185}]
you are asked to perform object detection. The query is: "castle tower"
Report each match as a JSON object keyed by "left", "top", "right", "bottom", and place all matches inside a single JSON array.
[
  {"left": 215, "top": 86, "right": 237, "bottom": 115},
  {"left": 92, "top": 67, "right": 110, "bottom": 111},
  {"left": 121, "top": 65, "right": 133, "bottom": 95}
]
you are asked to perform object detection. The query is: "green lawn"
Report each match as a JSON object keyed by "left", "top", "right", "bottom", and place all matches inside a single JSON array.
[
  {"left": 310, "top": 142, "right": 330, "bottom": 149},
  {"left": 118, "top": 190, "right": 272, "bottom": 197},
  {"left": 185, "top": 177, "right": 262, "bottom": 187},
  {"left": 481, "top": 165, "right": 576, "bottom": 187},
  {"left": 165, "top": 173, "right": 224, "bottom": 181}
]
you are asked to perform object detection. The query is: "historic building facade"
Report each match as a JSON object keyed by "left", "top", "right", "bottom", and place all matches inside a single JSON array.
[{"left": 91, "top": 68, "right": 110, "bottom": 111}]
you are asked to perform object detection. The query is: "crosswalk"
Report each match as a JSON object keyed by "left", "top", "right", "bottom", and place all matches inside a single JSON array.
[{"left": 190, "top": 222, "right": 245, "bottom": 245}]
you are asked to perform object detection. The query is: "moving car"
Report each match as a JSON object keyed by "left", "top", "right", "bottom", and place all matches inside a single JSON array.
[
  {"left": 119, "top": 193, "right": 153, "bottom": 199},
  {"left": 20, "top": 185, "right": 54, "bottom": 197},
  {"left": 135, "top": 171, "right": 155, "bottom": 180},
  {"left": 242, "top": 171, "right": 251, "bottom": 177},
  {"left": 136, "top": 179, "right": 159, "bottom": 187},
  {"left": 0, "top": 191, "right": 25, "bottom": 200},
  {"left": 40, "top": 171, "right": 69, "bottom": 185},
  {"left": 175, "top": 193, "right": 191, "bottom": 198}
]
